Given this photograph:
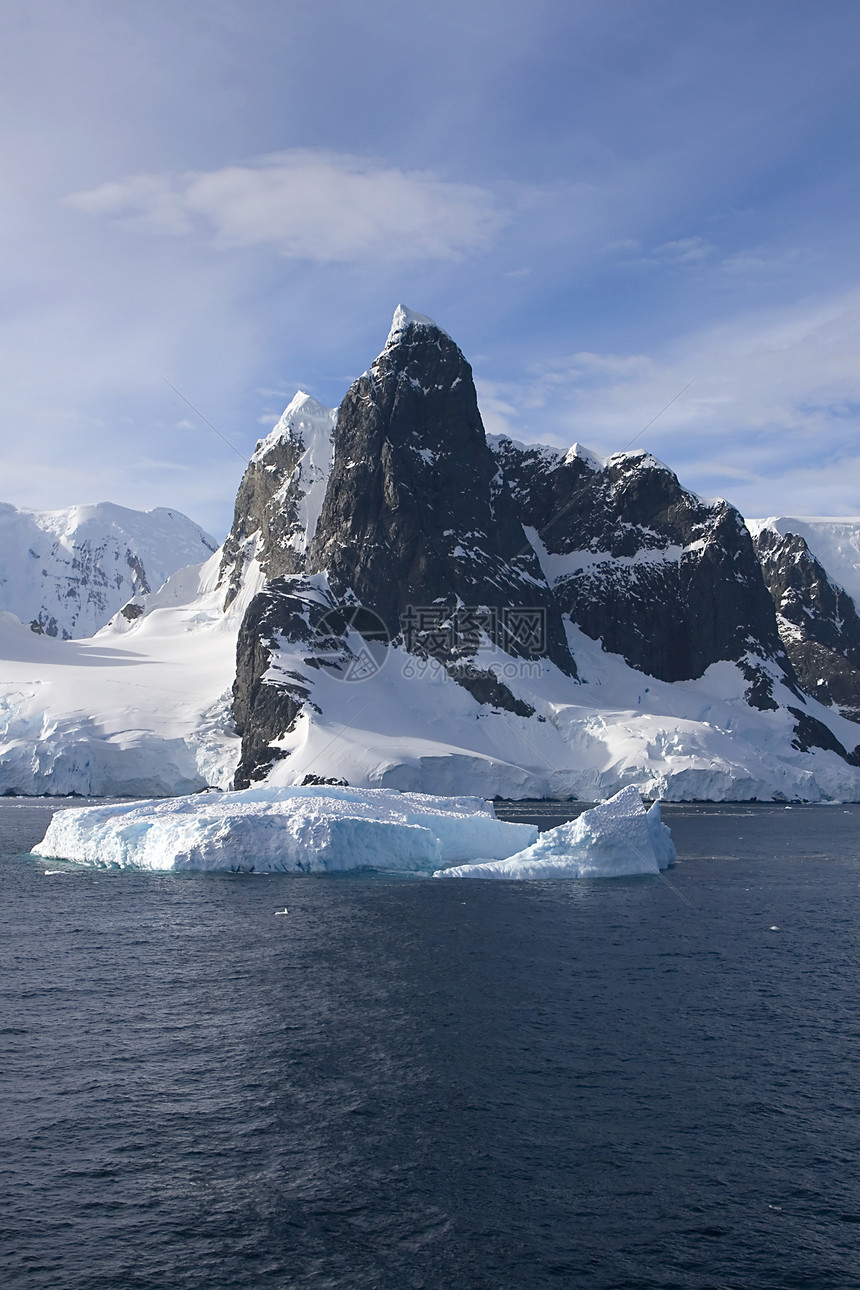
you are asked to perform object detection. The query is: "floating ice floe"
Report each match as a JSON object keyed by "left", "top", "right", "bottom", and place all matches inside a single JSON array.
[
  {"left": 31, "top": 784, "right": 538, "bottom": 873},
  {"left": 434, "top": 786, "right": 676, "bottom": 879},
  {"left": 32, "top": 783, "right": 675, "bottom": 879}
]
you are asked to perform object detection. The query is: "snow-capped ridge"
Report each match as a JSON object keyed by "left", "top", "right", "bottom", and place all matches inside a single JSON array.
[
  {"left": 486, "top": 432, "right": 563, "bottom": 464},
  {"left": 252, "top": 391, "right": 335, "bottom": 462},
  {"left": 564, "top": 442, "right": 607, "bottom": 471},
  {"left": 218, "top": 391, "right": 337, "bottom": 602},
  {"left": 747, "top": 517, "right": 860, "bottom": 608}
]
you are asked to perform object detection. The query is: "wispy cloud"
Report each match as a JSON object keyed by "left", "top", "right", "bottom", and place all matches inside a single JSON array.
[
  {"left": 475, "top": 287, "right": 860, "bottom": 516},
  {"left": 66, "top": 150, "right": 506, "bottom": 263},
  {"left": 614, "top": 233, "right": 718, "bottom": 270},
  {"left": 653, "top": 236, "right": 715, "bottom": 263}
]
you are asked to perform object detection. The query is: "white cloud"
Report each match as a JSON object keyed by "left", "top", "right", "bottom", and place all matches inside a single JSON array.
[{"left": 66, "top": 150, "right": 506, "bottom": 263}]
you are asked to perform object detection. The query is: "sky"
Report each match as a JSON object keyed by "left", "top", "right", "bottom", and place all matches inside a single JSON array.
[{"left": 1, "top": 0, "right": 858, "bottom": 540}]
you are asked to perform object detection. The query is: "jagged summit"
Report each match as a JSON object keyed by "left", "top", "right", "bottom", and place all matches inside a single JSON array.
[
  {"left": 752, "top": 522, "right": 860, "bottom": 722},
  {"left": 747, "top": 517, "right": 860, "bottom": 608},
  {"left": 304, "top": 302, "right": 575, "bottom": 676},
  {"left": 252, "top": 391, "right": 333, "bottom": 461},
  {"left": 219, "top": 391, "right": 337, "bottom": 602}
]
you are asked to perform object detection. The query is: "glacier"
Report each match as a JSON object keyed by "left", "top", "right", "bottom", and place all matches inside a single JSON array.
[
  {"left": 0, "top": 550, "right": 257, "bottom": 796},
  {"left": 32, "top": 785, "right": 538, "bottom": 873},
  {"left": 435, "top": 786, "right": 676, "bottom": 879}
]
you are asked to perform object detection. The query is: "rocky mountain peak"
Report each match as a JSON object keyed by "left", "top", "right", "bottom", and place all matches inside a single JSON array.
[
  {"left": 752, "top": 524, "right": 860, "bottom": 722},
  {"left": 251, "top": 391, "right": 332, "bottom": 460},
  {"left": 219, "top": 392, "right": 336, "bottom": 605},
  {"left": 305, "top": 307, "right": 575, "bottom": 676},
  {"left": 227, "top": 308, "right": 859, "bottom": 789}
]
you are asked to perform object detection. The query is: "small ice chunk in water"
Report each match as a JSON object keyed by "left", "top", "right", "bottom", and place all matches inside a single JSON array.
[{"left": 434, "top": 786, "right": 676, "bottom": 879}]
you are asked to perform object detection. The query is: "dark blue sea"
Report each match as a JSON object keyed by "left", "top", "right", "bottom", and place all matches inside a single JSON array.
[{"left": 2, "top": 799, "right": 859, "bottom": 1290}]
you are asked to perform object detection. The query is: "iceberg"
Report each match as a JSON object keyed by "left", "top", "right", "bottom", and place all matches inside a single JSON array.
[
  {"left": 31, "top": 784, "right": 538, "bottom": 873},
  {"left": 434, "top": 786, "right": 676, "bottom": 879}
]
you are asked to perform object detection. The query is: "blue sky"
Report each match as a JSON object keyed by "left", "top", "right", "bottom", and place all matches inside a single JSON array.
[{"left": 1, "top": 0, "right": 858, "bottom": 538}]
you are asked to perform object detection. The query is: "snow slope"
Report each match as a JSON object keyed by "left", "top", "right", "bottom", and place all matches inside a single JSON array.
[
  {"left": 0, "top": 501, "right": 217, "bottom": 638},
  {"left": 0, "top": 550, "right": 259, "bottom": 796},
  {"left": 248, "top": 582, "right": 860, "bottom": 802}
]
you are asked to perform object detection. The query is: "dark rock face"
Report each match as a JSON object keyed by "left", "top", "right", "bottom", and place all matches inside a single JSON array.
[
  {"left": 306, "top": 321, "right": 575, "bottom": 675},
  {"left": 753, "top": 527, "right": 860, "bottom": 722},
  {"left": 233, "top": 577, "right": 335, "bottom": 788},
  {"left": 30, "top": 614, "right": 68, "bottom": 640},
  {"left": 493, "top": 437, "right": 795, "bottom": 690},
  {"left": 232, "top": 579, "right": 399, "bottom": 789},
  {"left": 788, "top": 707, "right": 860, "bottom": 765}
]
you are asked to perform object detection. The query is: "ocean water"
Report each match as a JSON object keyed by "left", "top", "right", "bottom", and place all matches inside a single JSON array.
[{"left": 2, "top": 799, "right": 859, "bottom": 1290}]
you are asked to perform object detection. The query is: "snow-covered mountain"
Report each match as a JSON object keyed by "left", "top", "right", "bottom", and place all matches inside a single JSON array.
[
  {"left": 1, "top": 306, "right": 858, "bottom": 801},
  {"left": 748, "top": 517, "right": 860, "bottom": 608},
  {"left": 0, "top": 502, "right": 218, "bottom": 639},
  {"left": 747, "top": 518, "right": 860, "bottom": 723},
  {"left": 228, "top": 307, "right": 860, "bottom": 801}
]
